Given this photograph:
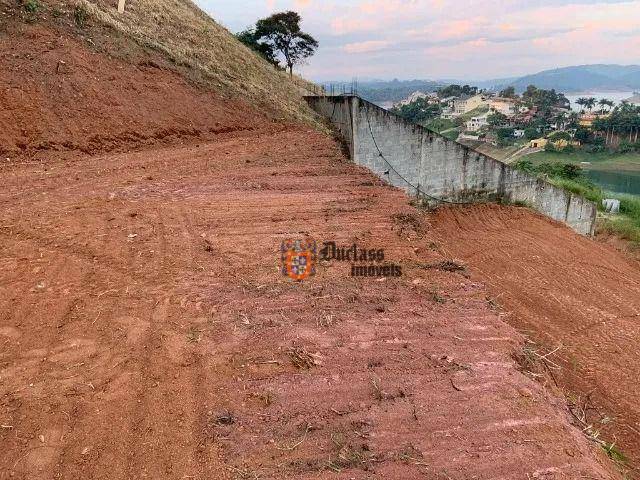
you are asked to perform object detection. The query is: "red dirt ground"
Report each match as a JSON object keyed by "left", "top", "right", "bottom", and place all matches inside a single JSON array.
[
  {"left": 431, "top": 204, "right": 640, "bottom": 476},
  {"left": 0, "top": 12, "right": 632, "bottom": 480},
  {"left": 0, "top": 128, "right": 622, "bottom": 479}
]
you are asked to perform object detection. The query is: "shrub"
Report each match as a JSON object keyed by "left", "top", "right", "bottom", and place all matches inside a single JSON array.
[
  {"left": 583, "top": 144, "right": 605, "bottom": 153},
  {"left": 574, "top": 127, "right": 594, "bottom": 144},
  {"left": 512, "top": 159, "right": 535, "bottom": 174},
  {"left": 23, "top": 0, "right": 39, "bottom": 13},
  {"left": 617, "top": 140, "right": 636, "bottom": 154},
  {"left": 524, "top": 127, "right": 539, "bottom": 140},
  {"left": 548, "top": 131, "right": 571, "bottom": 141},
  {"left": 74, "top": 4, "right": 87, "bottom": 27}
]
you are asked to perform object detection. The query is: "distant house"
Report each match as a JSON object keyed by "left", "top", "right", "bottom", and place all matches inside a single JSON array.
[
  {"left": 452, "top": 94, "right": 486, "bottom": 116},
  {"left": 529, "top": 138, "right": 579, "bottom": 149},
  {"left": 440, "top": 96, "right": 458, "bottom": 119},
  {"left": 579, "top": 113, "right": 609, "bottom": 127},
  {"left": 623, "top": 93, "right": 640, "bottom": 106},
  {"left": 397, "top": 91, "right": 428, "bottom": 107},
  {"left": 466, "top": 112, "right": 490, "bottom": 131},
  {"left": 490, "top": 97, "right": 518, "bottom": 117},
  {"left": 513, "top": 129, "right": 525, "bottom": 138},
  {"left": 530, "top": 138, "right": 548, "bottom": 148}
]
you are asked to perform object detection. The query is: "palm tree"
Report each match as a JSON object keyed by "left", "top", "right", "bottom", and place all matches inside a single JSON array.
[
  {"left": 567, "top": 111, "right": 579, "bottom": 128},
  {"left": 584, "top": 97, "right": 596, "bottom": 112},
  {"left": 598, "top": 98, "right": 614, "bottom": 114},
  {"left": 575, "top": 97, "right": 588, "bottom": 113},
  {"left": 554, "top": 112, "right": 567, "bottom": 130}
]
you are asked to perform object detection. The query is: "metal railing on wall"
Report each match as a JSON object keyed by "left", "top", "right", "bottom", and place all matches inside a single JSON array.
[{"left": 321, "top": 80, "right": 359, "bottom": 96}]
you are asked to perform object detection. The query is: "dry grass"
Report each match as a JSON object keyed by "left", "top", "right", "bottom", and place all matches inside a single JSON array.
[{"left": 78, "top": 0, "right": 320, "bottom": 123}]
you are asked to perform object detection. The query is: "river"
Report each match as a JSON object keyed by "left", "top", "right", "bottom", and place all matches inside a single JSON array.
[{"left": 586, "top": 169, "right": 640, "bottom": 196}]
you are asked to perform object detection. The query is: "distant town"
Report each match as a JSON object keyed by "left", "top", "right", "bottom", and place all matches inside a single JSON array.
[{"left": 390, "top": 85, "right": 640, "bottom": 163}]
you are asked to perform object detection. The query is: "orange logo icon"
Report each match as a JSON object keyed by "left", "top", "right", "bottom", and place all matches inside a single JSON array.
[{"left": 281, "top": 238, "right": 316, "bottom": 281}]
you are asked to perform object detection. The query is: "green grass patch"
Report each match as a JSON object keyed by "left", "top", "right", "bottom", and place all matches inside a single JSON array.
[
  {"left": 441, "top": 128, "right": 460, "bottom": 141},
  {"left": 458, "top": 105, "right": 490, "bottom": 122},
  {"left": 425, "top": 117, "right": 454, "bottom": 133}
]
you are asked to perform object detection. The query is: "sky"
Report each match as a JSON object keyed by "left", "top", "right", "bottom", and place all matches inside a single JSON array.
[{"left": 196, "top": 0, "right": 640, "bottom": 81}]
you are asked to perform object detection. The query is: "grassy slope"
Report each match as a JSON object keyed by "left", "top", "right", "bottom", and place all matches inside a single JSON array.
[
  {"left": 80, "top": 0, "right": 318, "bottom": 123},
  {"left": 458, "top": 105, "right": 490, "bottom": 122}
]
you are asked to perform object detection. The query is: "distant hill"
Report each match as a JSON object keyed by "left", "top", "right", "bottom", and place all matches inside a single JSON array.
[
  {"left": 349, "top": 79, "right": 444, "bottom": 103},
  {"left": 499, "top": 64, "right": 640, "bottom": 93}
]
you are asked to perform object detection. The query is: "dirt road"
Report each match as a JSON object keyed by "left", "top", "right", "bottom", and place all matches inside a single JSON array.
[
  {"left": 432, "top": 204, "right": 640, "bottom": 476},
  {"left": 0, "top": 128, "right": 618, "bottom": 479}
]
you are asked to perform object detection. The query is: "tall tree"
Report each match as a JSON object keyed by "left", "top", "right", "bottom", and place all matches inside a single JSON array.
[
  {"left": 575, "top": 97, "right": 588, "bottom": 112},
  {"left": 235, "top": 28, "right": 279, "bottom": 66},
  {"left": 584, "top": 97, "right": 596, "bottom": 112},
  {"left": 598, "top": 98, "right": 614, "bottom": 113},
  {"left": 254, "top": 11, "right": 318, "bottom": 76},
  {"left": 499, "top": 86, "right": 516, "bottom": 98}
]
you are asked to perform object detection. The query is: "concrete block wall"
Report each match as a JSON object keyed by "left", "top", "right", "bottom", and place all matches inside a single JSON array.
[{"left": 306, "top": 95, "right": 596, "bottom": 236}]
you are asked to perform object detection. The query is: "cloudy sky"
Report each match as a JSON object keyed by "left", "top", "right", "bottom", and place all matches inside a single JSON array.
[{"left": 197, "top": 0, "right": 640, "bottom": 81}]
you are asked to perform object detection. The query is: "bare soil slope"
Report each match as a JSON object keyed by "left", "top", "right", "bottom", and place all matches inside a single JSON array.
[
  {"left": 0, "top": 20, "right": 284, "bottom": 159},
  {"left": 0, "top": 127, "right": 619, "bottom": 479},
  {"left": 432, "top": 204, "right": 640, "bottom": 475}
]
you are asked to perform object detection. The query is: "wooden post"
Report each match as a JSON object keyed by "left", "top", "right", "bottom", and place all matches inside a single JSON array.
[{"left": 117, "top": 0, "right": 125, "bottom": 13}]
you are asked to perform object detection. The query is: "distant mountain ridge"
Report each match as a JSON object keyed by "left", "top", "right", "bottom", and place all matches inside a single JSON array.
[
  {"left": 499, "top": 64, "right": 640, "bottom": 93},
  {"left": 328, "top": 65, "right": 640, "bottom": 105}
]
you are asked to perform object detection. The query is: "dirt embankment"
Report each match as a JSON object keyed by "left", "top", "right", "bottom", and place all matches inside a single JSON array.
[
  {"left": 431, "top": 204, "right": 640, "bottom": 476},
  {"left": 0, "top": 19, "right": 285, "bottom": 160}
]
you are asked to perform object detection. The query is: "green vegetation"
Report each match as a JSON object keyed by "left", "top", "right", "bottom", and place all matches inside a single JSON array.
[
  {"left": 73, "top": 3, "right": 87, "bottom": 28},
  {"left": 23, "top": 0, "right": 39, "bottom": 13},
  {"left": 442, "top": 128, "right": 461, "bottom": 141},
  {"left": 513, "top": 159, "right": 640, "bottom": 243},
  {"left": 526, "top": 150, "right": 640, "bottom": 172},
  {"left": 237, "top": 11, "right": 318, "bottom": 76},
  {"left": 521, "top": 85, "right": 570, "bottom": 112},
  {"left": 425, "top": 117, "right": 455, "bottom": 133},
  {"left": 391, "top": 97, "right": 441, "bottom": 124},
  {"left": 437, "top": 84, "right": 478, "bottom": 98}
]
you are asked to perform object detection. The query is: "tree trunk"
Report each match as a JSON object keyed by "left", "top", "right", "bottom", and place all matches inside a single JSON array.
[{"left": 288, "top": 64, "right": 293, "bottom": 77}]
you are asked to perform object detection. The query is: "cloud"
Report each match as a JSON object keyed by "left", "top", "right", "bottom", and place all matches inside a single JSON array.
[
  {"left": 342, "top": 40, "right": 392, "bottom": 53},
  {"left": 202, "top": 0, "right": 640, "bottom": 80}
]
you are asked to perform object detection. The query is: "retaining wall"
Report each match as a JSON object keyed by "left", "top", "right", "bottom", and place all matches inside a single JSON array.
[{"left": 306, "top": 95, "right": 596, "bottom": 236}]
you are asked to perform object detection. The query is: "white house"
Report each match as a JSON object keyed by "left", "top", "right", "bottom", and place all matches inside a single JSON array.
[{"left": 466, "top": 112, "right": 490, "bottom": 131}]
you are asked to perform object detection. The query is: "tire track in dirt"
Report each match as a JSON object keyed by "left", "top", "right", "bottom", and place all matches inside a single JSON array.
[
  {"left": 1, "top": 130, "right": 623, "bottom": 479},
  {"left": 431, "top": 203, "right": 640, "bottom": 475}
]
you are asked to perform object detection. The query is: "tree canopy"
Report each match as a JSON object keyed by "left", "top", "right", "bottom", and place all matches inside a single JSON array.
[
  {"left": 437, "top": 84, "right": 478, "bottom": 98},
  {"left": 253, "top": 11, "right": 318, "bottom": 76},
  {"left": 521, "top": 85, "right": 570, "bottom": 112},
  {"left": 391, "top": 97, "right": 441, "bottom": 124},
  {"left": 235, "top": 29, "right": 279, "bottom": 66}
]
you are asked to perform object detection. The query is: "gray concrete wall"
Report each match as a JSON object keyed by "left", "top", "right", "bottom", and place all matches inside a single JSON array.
[{"left": 306, "top": 95, "right": 596, "bottom": 236}]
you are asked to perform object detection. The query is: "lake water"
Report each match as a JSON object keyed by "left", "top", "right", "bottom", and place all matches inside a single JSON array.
[
  {"left": 565, "top": 91, "right": 636, "bottom": 111},
  {"left": 585, "top": 169, "right": 640, "bottom": 195}
]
